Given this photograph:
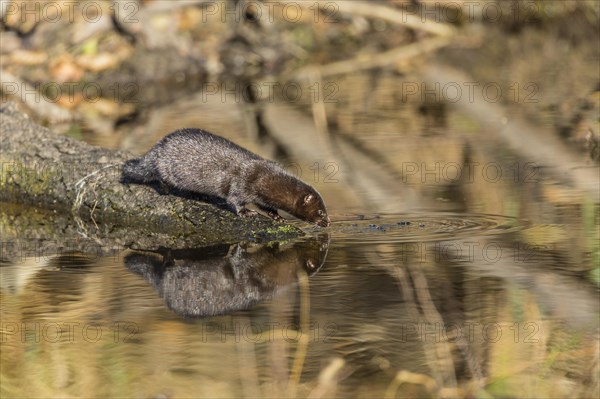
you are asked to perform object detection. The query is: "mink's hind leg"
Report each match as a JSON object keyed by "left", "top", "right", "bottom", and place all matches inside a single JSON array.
[
  {"left": 121, "top": 157, "right": 158, "bottom": 183},
  {"left": 229, "top": 200, "right": 257, "bottom": 217}
]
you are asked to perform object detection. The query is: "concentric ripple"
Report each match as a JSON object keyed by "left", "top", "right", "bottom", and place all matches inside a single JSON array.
[{"left": 304, "top": 213, "right": 521, "bottom": 244}]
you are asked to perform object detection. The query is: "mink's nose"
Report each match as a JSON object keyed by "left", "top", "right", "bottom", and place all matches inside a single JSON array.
[{"left": 318, "top": 217, "right": 331, "bottom": 227}]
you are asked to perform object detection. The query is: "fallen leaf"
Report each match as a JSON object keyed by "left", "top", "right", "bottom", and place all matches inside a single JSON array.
[
  {"left": 51, "top": 55, "right": 85, "bottom": 83},
  {"left": 9, "top": 49, "right": 48, "bottom": 65},
  {"left": 77, "top": 53, "right": 120, "bottom": 72}
]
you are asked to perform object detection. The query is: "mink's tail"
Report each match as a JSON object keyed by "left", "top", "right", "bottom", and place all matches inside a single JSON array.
[{"left": 121, "top": 157, "right": 158, "bottom": 183}]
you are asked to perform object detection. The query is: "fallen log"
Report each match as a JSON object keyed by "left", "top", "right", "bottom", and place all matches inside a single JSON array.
[{"left": 0, "top": 102, "right": 304, "bottom": 248}]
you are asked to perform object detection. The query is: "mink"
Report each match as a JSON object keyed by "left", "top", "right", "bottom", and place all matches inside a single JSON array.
[{"left": 122, "top": 128, "right": 330, "bottom": 227}]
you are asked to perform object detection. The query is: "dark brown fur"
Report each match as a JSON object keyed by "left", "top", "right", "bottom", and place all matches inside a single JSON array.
[
  {"left": 122, "top": 128, "right": 330, "bottom": 226},
  {"left": 125, "top": 237, "right": 329, "bottom": 317}
]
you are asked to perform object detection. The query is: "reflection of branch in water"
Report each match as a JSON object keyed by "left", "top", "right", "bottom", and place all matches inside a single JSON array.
[
  {"left": 235, "top": 315, "right": 261, "bottom": 399},
  {"left": 421, "top": 65, "right": 600, "bottom": 199},
  {"left": 287, "top": 270, "right": 310, "bottom": 399},
  {"left": 404, "top": 264, "right": 458, "bottom": 395},
  {"left": 309, "top": 70, "right": 332, "bottom": 148},
  {"left": 329, "top": 128, "right": 421, "bottom": 211},
  {"left": 263, "top": 103, "right": 418, "bottom": 212},
  {"left": 307, "top": 357, "right": 346, "bottom": 399},
  {"left": 384, "top": 370, "right": 437, "bottom": 399},
  {"left": 124, "top": 237, "right": 329, "bottom": 318},
  {"left": 238, "top": 78, "right": 293, "bottom": 161},
  {"left": 312, "top": 71, "right": 428, "bottom": 210},
  {"left": 264, "top": 100, "right": 380, "bottom": 212},
  {"left": 366, "top": 249, "right": 486, "bottom": 395},
  {"left": 361, "top": 251, "right": 456, "bottom": 393}
]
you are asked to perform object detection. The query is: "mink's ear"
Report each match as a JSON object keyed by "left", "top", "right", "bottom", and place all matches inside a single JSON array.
[{"left": 303, "top": 194, "right": 314, "bottom": 205}]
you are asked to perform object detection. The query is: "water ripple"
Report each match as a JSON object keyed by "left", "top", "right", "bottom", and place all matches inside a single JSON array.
[{"left": 304, "top": 213, "right": 521, "bottom": 244}]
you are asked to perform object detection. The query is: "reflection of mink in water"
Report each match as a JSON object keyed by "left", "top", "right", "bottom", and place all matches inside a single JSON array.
[
  {"left": 125, "top": 237, "right": 329, "bottom": 318},
  {"left": 122, "top": 128, "right": 330, "bottom": 226}
]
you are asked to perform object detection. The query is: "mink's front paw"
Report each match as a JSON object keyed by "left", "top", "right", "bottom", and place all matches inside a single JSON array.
[
  {"left": 272, "top": 214, "right": 285, "bottom": 223},
  {"left": 239, "top": 208, "right": 258, "bottom": 217}
]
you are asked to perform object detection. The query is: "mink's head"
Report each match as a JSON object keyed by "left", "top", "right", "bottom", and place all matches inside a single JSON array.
[{"left": 293, "top": 187, "right": 330, "bottom": 227}]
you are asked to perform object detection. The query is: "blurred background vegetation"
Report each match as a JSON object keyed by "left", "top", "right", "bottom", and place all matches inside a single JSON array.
[
  {"left": 1, "top": 1, "right": 599, "bottom": 398},
  {"left": 2, "top": 0, "right": 598, "bottom": 157}
]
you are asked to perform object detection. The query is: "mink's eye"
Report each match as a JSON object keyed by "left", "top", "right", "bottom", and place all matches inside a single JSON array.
[
  {"left": 317, "top": 210, "right": 324, "bottom": 216},
  {"left": 303, "top": 194, "right": 314, "bottom": 205}
]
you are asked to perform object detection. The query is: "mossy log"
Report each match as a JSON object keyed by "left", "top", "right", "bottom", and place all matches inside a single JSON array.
[{"left": 0, "top": 103, "right": 303, "bottom": 248}]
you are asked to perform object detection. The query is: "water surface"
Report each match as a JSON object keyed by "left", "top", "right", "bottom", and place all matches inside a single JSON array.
[{"left": 2, "top": 39, "right": 599, "bottom": 399}]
